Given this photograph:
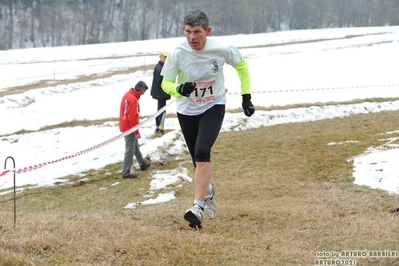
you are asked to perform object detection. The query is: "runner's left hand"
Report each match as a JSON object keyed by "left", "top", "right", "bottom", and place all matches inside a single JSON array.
[{"left": 242, "top": 94, "right": 255, "bottom": 117}]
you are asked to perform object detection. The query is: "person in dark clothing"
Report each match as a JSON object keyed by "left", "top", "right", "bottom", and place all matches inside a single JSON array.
[{"left": 150, "top": 51, "right": 171, "bottom": 134}]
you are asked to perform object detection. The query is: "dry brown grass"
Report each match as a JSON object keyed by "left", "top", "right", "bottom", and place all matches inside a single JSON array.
[{"left": 1, "top": 109, "right": 399, "bottom": 265}]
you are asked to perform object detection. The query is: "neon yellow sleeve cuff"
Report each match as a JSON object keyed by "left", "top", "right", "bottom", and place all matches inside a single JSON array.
[
  {"left": 234, "top": 59, "right": 251, "bottom": 95},
  {"left": 161, "top": 79, "right": 183, "bottom": 98}
]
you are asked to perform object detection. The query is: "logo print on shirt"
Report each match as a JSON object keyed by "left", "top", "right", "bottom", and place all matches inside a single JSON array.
[{"left": 209, "top": 59, "right": 221, "bottom": 73}]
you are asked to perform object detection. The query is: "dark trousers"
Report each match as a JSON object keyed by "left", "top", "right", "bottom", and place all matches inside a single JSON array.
[{"left": 155, "top": 99, "right": 167, "bottom": 129}]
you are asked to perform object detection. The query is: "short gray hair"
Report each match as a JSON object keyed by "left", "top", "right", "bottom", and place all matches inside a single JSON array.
[
  {"left": 183, "top": 9, "right": 209, "bottom": 30},
  {"left": 134, "top": 80, "right": 148, "bottom": 91}
]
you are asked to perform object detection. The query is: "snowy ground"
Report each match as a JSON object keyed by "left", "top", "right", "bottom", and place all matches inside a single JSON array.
[{"left": 1, "top": 26, "right": 399, "bottom": 207}]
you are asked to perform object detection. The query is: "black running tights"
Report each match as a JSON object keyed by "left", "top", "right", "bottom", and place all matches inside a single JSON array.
[{"left": 177, "top": 104, "right": 225, "bottom": 167}]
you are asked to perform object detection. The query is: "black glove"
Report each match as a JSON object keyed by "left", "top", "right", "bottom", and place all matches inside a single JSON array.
[
  {"left": 242, "top": 94, "right": 255, "bottom": 117},
  {"left": 177, "top": 82, "right": 196, "bottom": 97}
]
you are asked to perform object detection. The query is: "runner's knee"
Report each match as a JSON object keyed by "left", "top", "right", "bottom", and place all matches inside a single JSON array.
[{"left": 195, "top": 146, "right": 211, "bottom": 162}]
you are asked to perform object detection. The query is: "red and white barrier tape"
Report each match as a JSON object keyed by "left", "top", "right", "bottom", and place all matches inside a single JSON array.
[
  {"left": 0, "top": 99, "right": 176, "bottom": 177},
  {"left": 2, "top": 82, "right": 399, "bottom": 176},
  {"left": 228, "top": 83, "right": 399, "bottom": 95}
]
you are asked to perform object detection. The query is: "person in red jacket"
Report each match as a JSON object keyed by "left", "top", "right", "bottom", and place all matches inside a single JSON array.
[{"left": 119, "top": 80, "right": 151, "bottom": 178}]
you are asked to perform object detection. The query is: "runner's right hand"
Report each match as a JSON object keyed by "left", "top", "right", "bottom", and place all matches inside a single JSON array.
[{"left": 177, "top": 82, "right": 196, "bottom": 97}]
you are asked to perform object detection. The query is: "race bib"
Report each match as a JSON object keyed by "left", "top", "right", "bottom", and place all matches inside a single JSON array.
[{"left": 190, "top": 80, "right": 216, "bottom": 104}]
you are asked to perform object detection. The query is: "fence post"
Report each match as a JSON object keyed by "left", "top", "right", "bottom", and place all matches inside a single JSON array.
[{"left": 4, "top": 156, "right": 16, "bottom": 224}]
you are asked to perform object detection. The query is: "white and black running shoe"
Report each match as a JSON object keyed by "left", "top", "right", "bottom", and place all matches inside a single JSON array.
[
  {"left": 184, "top": 204, "right": 203, "bottom": 229},
  {"left": 204, "top": 183, "right": 217, "bottom": 219}
]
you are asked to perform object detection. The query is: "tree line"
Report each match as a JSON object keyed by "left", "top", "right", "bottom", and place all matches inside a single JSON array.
[{"left": 1, "top": 0, "right": 398, "bottom": 50}]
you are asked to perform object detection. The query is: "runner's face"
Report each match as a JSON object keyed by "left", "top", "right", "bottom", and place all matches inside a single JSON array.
[{"left": 183, "top": 25, "right": 211, "bottom": 51}]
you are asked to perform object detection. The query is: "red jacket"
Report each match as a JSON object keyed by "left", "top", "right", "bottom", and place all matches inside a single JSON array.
[{"left": 119, "top": 89, "right": 141, "bottom": 135}]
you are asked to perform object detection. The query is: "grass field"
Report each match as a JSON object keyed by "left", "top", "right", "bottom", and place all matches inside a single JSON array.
[{"left": 1, "top": 105, "right": 399, "bottom": 265}]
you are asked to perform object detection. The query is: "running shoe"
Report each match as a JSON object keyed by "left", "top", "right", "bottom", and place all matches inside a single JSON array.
[
  {"left": 184, "top": 204, "right": 203, "bottom": 228},
  {"left": 204, "top": 182, "right": 217, "bottom": 219}
]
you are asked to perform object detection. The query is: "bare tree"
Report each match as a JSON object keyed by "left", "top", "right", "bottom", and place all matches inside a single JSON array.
[
  {"left": 1, "top": 0, "right": 399, "bottom": 50},
  {"left": 1, "top": 0, "right": 14, "bottom": 49}
]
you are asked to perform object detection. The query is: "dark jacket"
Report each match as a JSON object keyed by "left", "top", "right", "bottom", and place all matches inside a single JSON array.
[{"left": 150, "top": 61, "right": 171, "bottom": 100}]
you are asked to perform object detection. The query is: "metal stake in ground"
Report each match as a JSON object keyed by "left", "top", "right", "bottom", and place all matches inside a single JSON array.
[{"left": 4, "top": 156, "right": 16, "bottom": 224}]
